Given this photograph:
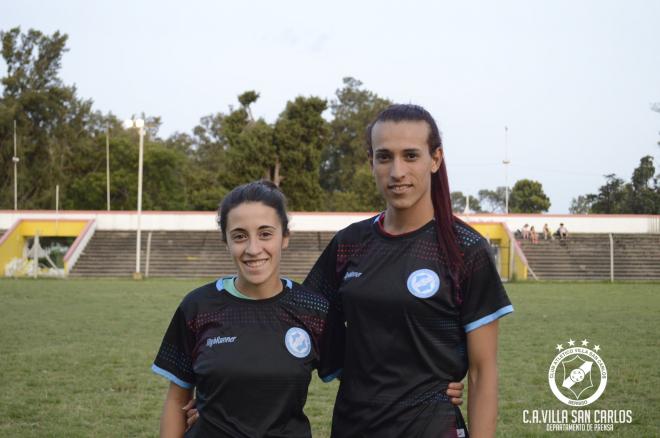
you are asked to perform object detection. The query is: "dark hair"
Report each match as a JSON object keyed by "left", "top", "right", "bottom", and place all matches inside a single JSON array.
[
  {"left": 366, "top": 104, "right": 465, "bottom": 300},
  {"left": 217, "top": 180, "right": 290, "bottom": 242}
]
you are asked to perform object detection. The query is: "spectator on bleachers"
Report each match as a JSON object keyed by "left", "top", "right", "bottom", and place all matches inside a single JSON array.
[
  {"left": 522, "top": 224, "right": 530, "bottom": 240},
  {"left": 542, "top": 223, "right": 553, "bottom": 240},
  {"left": 530, "top": 226, "right": 539, "bottom": 244},
  {"left": 557, "top": 223, "right": 568, "bottom": 240}
]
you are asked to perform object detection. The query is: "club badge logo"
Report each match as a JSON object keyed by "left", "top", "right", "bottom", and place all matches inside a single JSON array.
[
  {"left": 285, "top": 327, "right": 311, "bottom": 358},
  {"left": 548, "top": 338, "right": 607, "bottom": 406},
  {"left": 407, "top": 269, "right": 440, "bottom": 298}
]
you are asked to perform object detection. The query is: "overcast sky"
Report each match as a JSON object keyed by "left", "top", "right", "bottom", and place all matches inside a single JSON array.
[{"left": 3, "top": 0, "right": 660, "bottom": 213}]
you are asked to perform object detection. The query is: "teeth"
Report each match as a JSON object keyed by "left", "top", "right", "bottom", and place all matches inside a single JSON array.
[{"left": 244, "top": 259, "right": 267, "bottom": 267}]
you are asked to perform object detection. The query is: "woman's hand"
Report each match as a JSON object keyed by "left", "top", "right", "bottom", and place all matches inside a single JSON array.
[
  {"left": 182, "top": 398, "right": 199, "bottom": 431},
  {"left": 447, "top": 381, "right": 464, "bottom": 406}
]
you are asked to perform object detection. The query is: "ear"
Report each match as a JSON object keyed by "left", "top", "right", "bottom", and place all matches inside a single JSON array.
[
  {"left": 282, "top": 233, "right": 290, "bottom": 250},
  {"left": 431, "top": 148, "right": 443, "bottom": 174}
]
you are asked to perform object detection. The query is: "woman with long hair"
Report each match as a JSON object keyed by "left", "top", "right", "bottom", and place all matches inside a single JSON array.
[{"left": 304, "top": 104, "right": 513, "bottom": 437}]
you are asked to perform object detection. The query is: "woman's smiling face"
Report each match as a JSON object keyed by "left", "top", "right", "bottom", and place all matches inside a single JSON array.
[{"left": 226, "top": 201, "right": 289, "bottom": 297}]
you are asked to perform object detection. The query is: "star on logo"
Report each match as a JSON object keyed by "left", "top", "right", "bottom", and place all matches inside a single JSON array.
[
  {"left": 567, "top": 339, "right": 576, "bottom": 346},
  {"left": 581, "top": 339, "right": 589, "bottom": 346},
  {"left": 594, "top": 345, "right": 601, "bottom": 352},
  {"left": 556, "top": 344, "right": 564, "bottom": 351}
]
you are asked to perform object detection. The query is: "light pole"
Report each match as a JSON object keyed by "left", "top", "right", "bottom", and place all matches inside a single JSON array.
[
  {"left": 124, "top": 118, "right": 145, "bottom": 280},
  {"left": 13, "top": 120, "right": 19, "bottom": 211},
  {"left": 106, "top": 127, "right": 111, "bottom": 211},
  {"left": 503, "top": 126, "right": 510, "bottom": 214}
]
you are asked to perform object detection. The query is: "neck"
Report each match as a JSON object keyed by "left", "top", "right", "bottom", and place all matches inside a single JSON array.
[
  {"left": 235, "top": 275, "right": 283, "bottom": 300},
  {"left": 383, "top": 197, "right": 434, "bottom": 235}
]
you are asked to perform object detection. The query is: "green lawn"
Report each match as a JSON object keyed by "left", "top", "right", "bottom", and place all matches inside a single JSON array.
[{"left": 0, "top": 279, "right": 658, "bottom": 437}]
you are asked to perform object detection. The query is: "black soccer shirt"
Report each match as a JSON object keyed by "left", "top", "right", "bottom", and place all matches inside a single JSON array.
[
  {"left": 152, "top": 278, "right": 330, "bottom": 438},
  {"left": 304, "top": 215, "right": 513, "bottom": 438}
]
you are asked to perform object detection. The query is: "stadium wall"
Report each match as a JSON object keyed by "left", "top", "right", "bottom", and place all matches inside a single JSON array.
[{"left": 0, "top": 211, "right": 658, "bottom": 233}]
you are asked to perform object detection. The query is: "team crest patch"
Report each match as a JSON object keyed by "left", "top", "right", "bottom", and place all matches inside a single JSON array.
[
  {"left": 407, "top": 269, "right": 440, "bottom": 298},
  {"left": 285, "top": 327, "right": 311, "bottom": 358}
]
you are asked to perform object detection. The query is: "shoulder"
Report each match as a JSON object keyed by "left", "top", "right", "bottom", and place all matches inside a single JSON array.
[
  {"left": 333, "top": 215, "right": 379, "bottom": 243},
  {"left": 453, "top": 219, "right": 488, "bottom": 250},
  {"left": 179, "top": 281, "right": 220, "bottom": 313},
  {"left": 285, "top": 280, "right": 330, "bottom": 314}
]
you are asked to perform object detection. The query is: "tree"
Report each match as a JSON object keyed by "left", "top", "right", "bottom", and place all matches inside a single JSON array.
[
  {"left": 321, "top": 77, "right": 391, "bottom": 211},
  {"left": 509, "top": 179, "right": 551, "bottom": 213},
  {"left": 451, "top": 191, "right": 483, "bottom": 213},
  {"left": 0, "top": 27, "right": 94, "bottom": 209},
  {"left": 275, "top": 96, "right": 329, "bottom": 210},
  {"left": 569, "top": 195, "right": 594, "bottom": 214},
  {"left": 478, "top": 187, "right": 508, "bottom": 213}
]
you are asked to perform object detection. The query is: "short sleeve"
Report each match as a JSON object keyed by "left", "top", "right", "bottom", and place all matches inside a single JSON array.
[
  {"left": 304, "top": 236, "right": 345, "bottom": 382},
  {"left": 152, "top": 306, "right": 196, "bottom": 389},
  {"left": 460, "top": 241, "right": 513, "bottom": 333}
]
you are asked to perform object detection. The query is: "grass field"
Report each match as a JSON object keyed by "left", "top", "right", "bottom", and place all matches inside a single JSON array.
[{"left": 1, "top": 279, "right": 658, "bottom": 437}]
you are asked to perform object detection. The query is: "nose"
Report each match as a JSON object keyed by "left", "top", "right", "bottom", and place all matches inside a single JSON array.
[
  {"left": 390, "top": 156, "right": 405, "bottom": 180},
  {"left": 245, "top": 238, "right": 261, "bottom": 256}
]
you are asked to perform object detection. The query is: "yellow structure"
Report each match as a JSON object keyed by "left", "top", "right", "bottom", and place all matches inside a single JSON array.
[
  {"left": 470, "top": 222, "right": 529, "bottom": 281},
  {"left": 0, "top": 219, "right": 92, "bottom": 275}
]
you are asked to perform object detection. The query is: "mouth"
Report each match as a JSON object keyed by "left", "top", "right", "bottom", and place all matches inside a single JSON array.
[
  {"left": 242, "top": 259, "right": 269, "bottom": 269},
  {"left": 388, "top": 184, "right": 413, "bottom": 194}
]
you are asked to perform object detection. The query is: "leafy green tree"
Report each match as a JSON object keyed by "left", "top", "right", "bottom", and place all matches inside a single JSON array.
[
  {"left": 569, "top": 195, "right": 594, "bottom": 214},
  {"left": 509, "top": 179, "right": 551, "bottom": 213},
  {"left": 588, "top": 174, "right": 628, "bottom": 213},
  {"left": 275, "top": 96, "right": 329, "bottom": 210},
  {"left": 478, "top": 187, "right": 508, "bottom": 213},
  {"left": 451, "top": 191, "right": 483, "bottom": 213},
  {"left": 321, "top": 77, "right": 391, "bottom": 211},
  {"left": 0, "top": 27, "right": 94, "bottom": 209}
]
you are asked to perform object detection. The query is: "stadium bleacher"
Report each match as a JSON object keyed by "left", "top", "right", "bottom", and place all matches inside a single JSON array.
[
  {"left": 519, "top": 233, "right": 660, "bottom": 280},
  {"left": 70, "top": 230, "right": 334, "bottom": 279}
]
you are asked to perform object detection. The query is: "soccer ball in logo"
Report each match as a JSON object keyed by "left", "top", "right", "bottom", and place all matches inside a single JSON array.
[
  {"left": 285, "top": 327, "right": 311, "bottom": 358},
  {"left": 406, "top": 269, "right": 440, "bottom": 298},
  {"left": 548, "top": 339, "right": 607, "bottom": 406}
]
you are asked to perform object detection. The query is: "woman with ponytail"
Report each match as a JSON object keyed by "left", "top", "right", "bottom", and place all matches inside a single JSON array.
[{"left": 305, "top": 104, "right": 513, "bottom": 437}]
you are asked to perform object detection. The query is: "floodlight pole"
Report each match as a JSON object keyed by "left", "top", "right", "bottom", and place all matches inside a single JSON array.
[
  {"left": 13, "top": 120, "right": 19, "bottom": 211},
  {"left": 106, "top": 127, "right": 111, "bottom": 211},
  {"left": 503, "top": 126, "right": 510, "bottom": 214},
  {"left": 125, "top": 118, "right": 145, "bottom": 280},
  {"left": 135, "top": 124, "right": 145, "bottom": 279}
]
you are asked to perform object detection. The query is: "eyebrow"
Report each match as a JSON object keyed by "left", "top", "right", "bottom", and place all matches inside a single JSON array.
[
  {"left": 373, "top": 147, "right": 423, "bottom": 153},
  {"left": 229, "top": 225, "right": 277, "bottom": 233}
]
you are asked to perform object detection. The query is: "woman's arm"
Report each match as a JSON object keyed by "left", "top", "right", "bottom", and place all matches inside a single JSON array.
[
  {"left": 160, "top": 382, "right": 194, "bottom": 438},
  {"left": 466, "top": 320, "right": 499, "bottom": 438}
]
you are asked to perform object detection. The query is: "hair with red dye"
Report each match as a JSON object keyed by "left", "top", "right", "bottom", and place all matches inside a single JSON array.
[{"left": 366, "top": 104, "right": 466, "bottom": 299}]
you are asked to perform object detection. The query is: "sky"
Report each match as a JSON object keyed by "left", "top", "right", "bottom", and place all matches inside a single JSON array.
[{"left": 3, "top": 0, "right": 660, "bottom": 213}]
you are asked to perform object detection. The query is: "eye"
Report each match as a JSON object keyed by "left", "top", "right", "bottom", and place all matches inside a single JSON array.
[
  {"left": 230, "top": 232, "right": 247, "bottom": 242},
  {"left": 374, "top": 152, "right": 391, "bottom": 163},
  {"left": 405, "top": 151, "right": 419, "bottom": 160},
  {"left": 259, "top": 230, "right": 274, "bottom": 239}
]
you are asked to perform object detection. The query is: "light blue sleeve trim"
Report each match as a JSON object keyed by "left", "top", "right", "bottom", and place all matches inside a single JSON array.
[
  {"left": 282, "top": 277, "right": 293, "bottom": 289},
  {"left": 320, "top": 368, "right": 342, "bottom": 383},
  {"left": 464, "top": 305, "right": 514, "bottom": 333},
  {"left": 151, "top": 364, "right": 193, "bottom": 389}
]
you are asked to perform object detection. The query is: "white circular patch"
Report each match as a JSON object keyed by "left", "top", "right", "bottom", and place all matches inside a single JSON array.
[
  {"left": 407, "top": 269, "right": 440, "bottom": 298},
  {"left": 284, "top": 327, "right": 311, "bottom": 358}
]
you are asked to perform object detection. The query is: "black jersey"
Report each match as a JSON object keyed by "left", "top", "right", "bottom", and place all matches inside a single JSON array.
[
  {"left": 152, "top": 278, "right": 330, "bottom": 438},
  {"left": 304, "top": 215, "right": 513, "bottom": 438}
]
